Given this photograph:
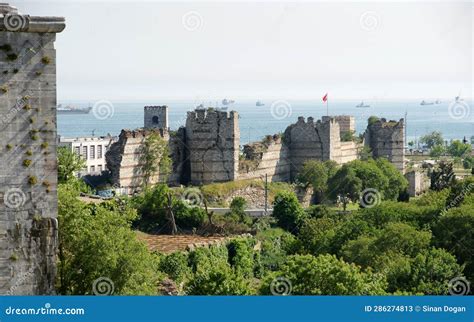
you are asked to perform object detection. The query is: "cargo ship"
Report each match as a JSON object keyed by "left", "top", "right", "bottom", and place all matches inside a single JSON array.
[{"left": 57, "top": 104, "right": 92, "bottom": 114}]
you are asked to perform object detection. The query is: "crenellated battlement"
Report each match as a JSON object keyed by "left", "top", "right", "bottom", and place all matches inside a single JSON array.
[
  {"left": 109, "top": 109, "right": 405, "bottom": 187},
  {"left": 187, "top": 108, "right": 238, "bottom": 124}
]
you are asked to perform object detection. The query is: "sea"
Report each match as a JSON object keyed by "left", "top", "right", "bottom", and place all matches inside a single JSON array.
[{"left": 57, "top": 99, "right": 473, "bottom": 145}]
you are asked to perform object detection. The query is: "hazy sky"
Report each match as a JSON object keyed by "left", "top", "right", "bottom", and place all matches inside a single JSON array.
[{"left": 13, "top": 1, "right": 474, "bottom": 101}]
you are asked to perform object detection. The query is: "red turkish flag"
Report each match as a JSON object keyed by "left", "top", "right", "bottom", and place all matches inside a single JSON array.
[{"left": 322, "top": 93, "right": 328, "bottom": 102}]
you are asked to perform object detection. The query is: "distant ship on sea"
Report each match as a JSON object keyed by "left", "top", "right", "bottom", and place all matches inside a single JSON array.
[
  {"left": 222, "top": 98, "right": 235, "bottom": 105},
  {"left": 420, "top": 100, "right": 434, "bottom": 106},
  {"left": 256, "top": 101, "right": 265, "bottom": 106},
  {"left": 57, "top": 104, "right": 92, "bottom": 114},
  {"left": 355, "top": 101, "right": 370, "bottom": 108}
]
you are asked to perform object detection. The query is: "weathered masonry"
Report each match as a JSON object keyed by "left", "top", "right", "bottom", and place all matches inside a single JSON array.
[
  {"left": 0, "top": 4, "right": 65, "bottom": 294},
  {"left": 107, "top": 106, "right": 405, "bottom": 190}
]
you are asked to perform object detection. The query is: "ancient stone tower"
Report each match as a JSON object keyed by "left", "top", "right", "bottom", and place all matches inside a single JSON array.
[
  {"left": 0, "top": 4, "right": 65, "bottom": 294},
  {"left": 365, "top": 118, "right": 405, "bottom": 172},
  {"left": 144, "top": 105, "right": 168, "bottom": 130},
  {"left": 185, "top": 108, "right": 239, "bottom": 184}
]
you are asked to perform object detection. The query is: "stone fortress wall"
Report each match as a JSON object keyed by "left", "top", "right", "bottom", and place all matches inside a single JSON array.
[
  {"left": 0, "top": 3, "right": 65, "bottom": 294},
  {"left": 107, "top": 107, "right": 405, "bottom": 190},
  {"left": 185, "top": 109, "right": 240, "bottom": 184},
  {"left": 365, "top": 118, "right": 405, "bottom": 172}
]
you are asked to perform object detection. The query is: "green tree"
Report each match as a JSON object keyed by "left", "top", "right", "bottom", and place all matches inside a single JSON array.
[
  {"left": 57, "top": 184, "right": 160, "bottom": 295},
  {"left": 57, "top": 146, "right": 86, "bottom": 183},
  {"left": 298, "top": 217, "right": 337, "bottom": 256},
  {"left": 186, "top": 262, "right": 254, "bottom": 295},
  {"left": 430, "top": 161, "right": 456, "bottom": 191},
  {"left": 447, "top": 140, "right": 472, "bottom": 158},
  {"left": 139, "top": 132, "right": 171, "bottom": 188},
  {"left": 230, "top": 196, "right": 247, "bottom": 223},
  {"left": 429, "top": 145, "right": 445, "bottom": 158},
  {"left": 409, "top": 248, "right": 464, "bottom": 295},
  {"left": 420, "top": 131, "right": 444, "bottom": 149},
  {"left": 358, "top": 146, "right": 372, "bottom": 161},
  {"left": 296, "top": 160, "right": 329, "bottom": 203},
  {"left": 433, "top": 204, "right": 474, "bottom": 282},
  {"left": 272, "top": 191, "right": 305, "bottom": 233},
  {"left": 328, "top": 165, "right": 362, "bottom": 211},
  {"left": 375, "top": 158, "right": 408, "bottom": 200},
  {"left": 261, "top": 254, "right": 386, "bottom": 295},
  {"left": 372, "top": 222, "right": 431, "bottom": 257},
  {"left": 463, "top": 156, "right": 474, "bottom": 170}
]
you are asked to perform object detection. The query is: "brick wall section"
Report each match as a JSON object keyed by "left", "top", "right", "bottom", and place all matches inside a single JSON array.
[{"left": 0, "top": 3, "right": 64, "bottom": 294}]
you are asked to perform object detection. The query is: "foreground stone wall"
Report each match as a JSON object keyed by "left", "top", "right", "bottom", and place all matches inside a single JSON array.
[{"left": 0, "top": 3, "right": 64, "bottom": 294}]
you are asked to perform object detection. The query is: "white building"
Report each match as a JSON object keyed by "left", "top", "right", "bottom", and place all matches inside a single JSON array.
[{"left": 58, "top": 136, "right": 116, "bottom": 175}]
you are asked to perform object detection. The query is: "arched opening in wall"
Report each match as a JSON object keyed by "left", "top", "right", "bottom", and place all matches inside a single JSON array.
[{"left": 152, "top": 116, "right": 159, "bottom": 124}]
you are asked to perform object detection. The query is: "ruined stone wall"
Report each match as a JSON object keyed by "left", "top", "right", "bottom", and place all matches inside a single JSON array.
[
  {"left": 238, "top": 136, "right": 290, "bottom": 182},
  {"left": 283, "top": 117, "right": 338, "bottom": 179},
  {"left": 322, "top": 115, "right": 355, "bottom": 136},
  {"left": 106, "top": 129, "right": 172, "bottom": 189},
  {"left": 338, "top": 141, "right": 360, "bottom": 164},
  {"left": 186, "top": 109, "right": 239, "bottom": 185},
  {"left": 365, "top": 118, "right": 405, "bottom": 172},
  {"left": 0, "top": 4, "right": 64, "bottom": 294},
  {"left": 405, "top": 170, "right": 430, "bottom": 197}
]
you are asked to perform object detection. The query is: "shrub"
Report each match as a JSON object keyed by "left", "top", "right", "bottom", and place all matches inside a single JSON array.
[
  {"left": 227, "top": 238, "right": 255, "bottom": 278},
  {"left": 28, "top": 175, "right": 38, "bottom": 185},
  {"left": 272, "top": 191, "right": 305, "bottom": 233},
  {"left": 158, "top": 252, "right": 190, "bottom": 283},
  {"left": 41, "top": 56, "right": 51, "bottom": 64},
  {"left": 6, "top": 53, "right": 18, "bottom": 61},
  {"left": 22, "top": 159, "right": 32, "bottom": 167},
  {"left": 260, "top": 254, "right": 386, "bottom": 295}
]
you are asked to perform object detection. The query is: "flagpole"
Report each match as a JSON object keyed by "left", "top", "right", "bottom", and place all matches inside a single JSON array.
[{"left": 326, "top": 99, "right": 328, "bottom": 116}]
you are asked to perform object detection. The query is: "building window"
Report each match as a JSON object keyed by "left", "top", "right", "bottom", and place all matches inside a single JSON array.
[
  {"left": 98, "top": 165, "right": 103, "bottom": 172},
  {"left": 97, "top": 145, "right": 103, "bottom": 159},
  {"left": 90, "top": 145, "right": 95, "bottom": 159},
  {"left": 82, "top": 146, "right": 88, "bottom": 160},
  {"left": 90, "top": 165, "right": 95, "bottom": 173},
  {"left": 152, "top": 116, "right": 159, "bottom": 124},
  {"left": 74, "top": 146, "right": 80, "bottom": 156}
]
